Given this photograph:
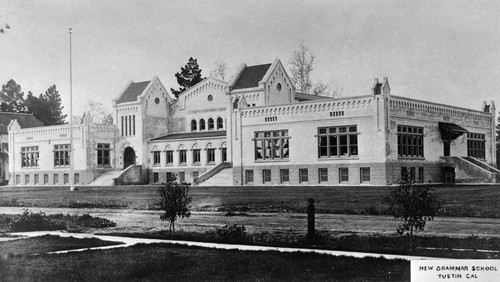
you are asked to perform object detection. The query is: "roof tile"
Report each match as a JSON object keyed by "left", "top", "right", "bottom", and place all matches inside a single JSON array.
[{"left": 232, "top": 64, "right": 271, "bottom": 90}]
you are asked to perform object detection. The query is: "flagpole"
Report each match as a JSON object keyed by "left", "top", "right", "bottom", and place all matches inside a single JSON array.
[{"left": 69, "top": 28, "right": 75, "bottom": 191}]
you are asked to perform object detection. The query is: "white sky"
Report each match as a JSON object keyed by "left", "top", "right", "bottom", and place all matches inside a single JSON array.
[{"left": 1, "top": 0, "right": 499, "bottom": 118}]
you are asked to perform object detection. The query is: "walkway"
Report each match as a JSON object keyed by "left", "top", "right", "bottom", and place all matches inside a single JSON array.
[{"left": 9, "top": 231, "right": 444, "bottom": 261}]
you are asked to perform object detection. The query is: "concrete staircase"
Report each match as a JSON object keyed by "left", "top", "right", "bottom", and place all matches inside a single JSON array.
[
  {"left": 88, "top": 170, "right": 124, "bottom": 186},
  {"left": 441, "top": 156, "right": 500, "bottom": 183},
  {"left": 197, "top": 168, "right": 233, "bottom": 186}
]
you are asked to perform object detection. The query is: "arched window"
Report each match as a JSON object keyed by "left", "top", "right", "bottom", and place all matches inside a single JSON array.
[
  {"left": 208, "top": 118, "right": 214, "bottom": 130},
  {"left": 199, "top": 119, "right": 206, "bottom": 130},
  {"left": 191, "top": 120, "right": 197, "bottom": 131},
  {"left": 217, "top": 117, "right": 224, "bottom": 129}
]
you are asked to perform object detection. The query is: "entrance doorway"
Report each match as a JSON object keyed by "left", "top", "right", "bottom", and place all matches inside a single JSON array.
[{"left": 123, "top": 147, "right": 136, "bottom": 169}]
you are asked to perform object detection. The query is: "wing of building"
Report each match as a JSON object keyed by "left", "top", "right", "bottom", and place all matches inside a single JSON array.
[{"left": 7, "top": 59, "right": 498, "bottom": 186}]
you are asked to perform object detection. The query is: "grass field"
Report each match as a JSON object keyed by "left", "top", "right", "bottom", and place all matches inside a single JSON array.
[
  {"left": 0, "top": 238, "right": 409, "bottom": 281},
  {"left": 1, "top": 184, "right": 499, "bottom": 218}
]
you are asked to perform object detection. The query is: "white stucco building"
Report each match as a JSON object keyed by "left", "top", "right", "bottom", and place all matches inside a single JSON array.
[{"left": 7, "top": 59, "right": 498, "bottom": 186}]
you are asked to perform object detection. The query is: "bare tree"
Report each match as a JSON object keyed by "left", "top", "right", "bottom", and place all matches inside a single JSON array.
[
  {"left": 212, "top": 61, "right": 228, "bottom": 80},
  {"left": 73, "top": 101, "right": 113, "bottom": 124},
  {"left": 289, "top": 44, "right": 315, "bottom": 94},
  {"left": 289, "top": 44, "right": 343, "bottom": 98}
]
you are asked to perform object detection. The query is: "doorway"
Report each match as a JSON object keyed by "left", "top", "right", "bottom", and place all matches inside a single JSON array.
[{"left": 123, "top": 147, "right": 136, "bottom": 169}]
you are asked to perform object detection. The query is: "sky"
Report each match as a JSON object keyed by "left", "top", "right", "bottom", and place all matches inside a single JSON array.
[{"left": 0, "top": 0, "right": 499, "bottom": 118}]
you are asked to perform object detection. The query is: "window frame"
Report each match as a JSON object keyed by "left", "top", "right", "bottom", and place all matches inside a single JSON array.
[
  {"left": 318, "top": 168, "right": 328, "bottom": 183},
  {"left": 21, "top": 146, "right": 39, "bottom": 168},
  {"left": 467, "top": 132, "right": 486, "bottom": 159},
  {"left": 397, "top": 125, "right": 424, "bottom": 158},
  {"left": 360, "top": 167, "right": 370, "bottom": 183},
  {"left": 299, "top": 168, "right": 308, "bottom": 183},
  {"left": 54, "top": 144, "right": 71, "bottom": 167},
  {"left": 97, "top": 143, "right": 111, "bottom": 167},
  {"left": 245, "top": 170, "right": 254, "bottom": 184},
  {"left": 317, "top": 125, "right": 359, "bottom": 158},
  {"left": 339, "top": 168, "right": 349, "bottom": 183},
  {"left": 207, "top": 148, "right": 216, "bottom": 164},
  {"left": 254, "top": 130, "right": 290, "bottom": 161},
  {"left": 280, "top": 169, "right": 289, "bottom": 183}
]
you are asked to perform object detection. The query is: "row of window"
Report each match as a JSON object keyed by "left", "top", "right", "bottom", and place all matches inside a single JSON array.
[
  {"left": 191, "top": 117, "right": 224, "bottom": 131},
  {"left": 153, "top": 171, "right": 197, "bottom": 184},
  {"left": 21, "top": 144, "right": 111, "bottom": 168},
  {"left": 245, "top": 167, "right": 371, "bottom": 184},
  {"left": 121, "top": 115, "right": 136, "bottom": 137},
  {"left": 153, "top": 148, "right": 227, "bottom": 166},
  {"left": 16, "top": 173, "right": 80, "bottom": 185}
]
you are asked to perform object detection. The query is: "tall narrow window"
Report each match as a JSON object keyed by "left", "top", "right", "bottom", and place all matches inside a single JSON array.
[
  {"left": 124, "top": 116, "right": 128, "bottom": 136},
  {"left": 245, "top": 170, "right": 254, "bottom": 184},
  {"left": 207, "top": 148, "right": 216, "bottom": 163},
  {"left": 121, "top": 116, "right": 124, "bottom": 136},
  {"left": 21, "top": 146, "right": 39, "bottom": 168},
  {"left": 360, "top": 167, "right": 370, "bottom": 183},
  {"left": 166, "top": 150, "right": 174, "bottom": 164},
  {"left": 129, "top": 115, "right": 132, "bottom": 136},
  {"left": 262, "top": 169, "right": 271, "bottom": 183},
  {"left": 179, "top": 150, "right": 187, "bottom": 164},
  {"left": 418, "top": 167, "right": 424, "bottom": 182},
  {"left": 467, "top": 133, "right": 486, "bottom": 159},
  {"left": 193, "top": 149, "right": 201, "bottom": 164},
  {"left": 153, "top": 150, "right": 161, "bottom": 165},
  {"left": 153, "top": 172, "right": 159, "bottom": 183},
  {"left": 299, "top": 169, "right": 308, "bottom": 183},
  {"left": 191, "top": 120, "right": 197, "bottom": 131},
  {"left": 97, "top": 143, "right": 111, "bottom": 167},
  {"left": 217, "top": 117, "right": 224, "bottom": 129},
  {"left": 318, "top": 168, "right": 328, "bottom": 183},
  {"left": 54, "top": 144, "right": 71, "bottom": 167},
  {"left": 221, "top": 148, "right": 227, "bottom": 162},
  {"left": 397, "top": 125, "right": 424, "bottom": 157},
  {"left": 318, "top": 126, "right": 359, "bottom": 158},
  {"left": 208, "top": 118, "right": 214, "bottom": 130},
  {"left": 133, "top": 115, "right": 136, "bottom": 135},
  {"left": 339, "top": 168, "right": 349, "bottom": 183},
  {"left": 199, "top": 119, "right": 206, "bottom": 130},
  {"left": 254, "top": 130, "right": 290, "bottom": 161}
]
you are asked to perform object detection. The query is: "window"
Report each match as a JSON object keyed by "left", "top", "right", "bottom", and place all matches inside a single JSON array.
[
  {"left": 467, "top": 133, "right": 486, "bottom": 159},
  {"left": 97, "top": 143, "right": 111, "bottom": 167},
  {"left": 409, "top": 167, "right": 416, "bottom": 182},
  {"left": 191, "top": 120, "right": 197, "bottom": 131},
  {"left": 193, "top": 149, "right": 201, "bottom": 164},
  {"left": 54, "top": 144, "right": 71, "bottom": 167},
  {"left": 339, "top": 168, "right": 349, "bottom": 183},
  {"left": 299, "top": 169, "right": 308, "bottom": 183},
  {"left": 192, "top": 171, "right": 199, "bottom": 179},
  {"left": 133, "top": 115, "right": 136, "bottom": 135},
  {"left": 166, "top": 172, "right": 173, "bottom": 182},
  {"left": 179, "top": 150, "right": 187, "bottom": 164},
  {"left": 64, "top": 173, "right": 69, "bottom": 184},
  {"left": 254, "top": 130, "right": 290, "bottom": 161},
  {"left": 318, "top": 126, "right": 358, "bottom": 158},
  {"left": 34, "top": 174, "right": 39, "bottom": 185},
  {"left": 153, "top": 150, "right": 161, "bottom": 165},
  {"left": 217, "top": 117, "right": 224, "bottom": 129},
  {"left": 121, "top": 116, "right": 124, "bottom": 136},
  {"left": 280, "top": 169, "right": 289, "bottom": 183},
  {"left": 179, "top": 172, "right": 185, "bottom": 183},
  {"left": 397, "top": 125, "right": 424, "bottom": 157},
  {"left": 221, "top": 148, "right": 227, "bottom": 162},
  {"left": 207, "top": 148, "right": 216, "bottom": 163},
  {"left": 53, "top": 174, "right": 58, "bottom": 184},
  {"left": 245, "top": 170, "right": 254, "bottom": 184},
  {"left": 360, "top": 167, "right": 370, "bottom": 183},
  {"left": 21, "top": 146, "right": 39, "bottom": 168},
  {"left": 166, "top": 150, "right": 174, "bottom": 164},
  {"left": 418, "top": 167, "right": 424, "bottom": 182},
  {"left": 15, "top": 175, "right": 20, "bottom": 185},
  {"left": 74, "top": 173, "right": 79, "bottom": 184},
  {"left": 208, "top": 118, "right": 214, "bottom": 130},
  {"left": 318, "top": 168, "right": 328, "bottom": 183},
  {"left": 24, "top": 174, "right": 29, "bottom": 185},
  {"left": 153, "top": 172, "right": 159, "bottom": 183},
  {"left": 262, "top": 169, "right": 271, "bottom": 183},
  {"left": 199, "top": 119, "right": 206, "bottom": 130},
  {"left": 44, "top": 174, "right": 48, "bottom": 185}
]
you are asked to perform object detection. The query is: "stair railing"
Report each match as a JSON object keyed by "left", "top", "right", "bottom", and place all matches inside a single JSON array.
[{"left": 192, "top": 162, "right": 232, "bottom": 185}]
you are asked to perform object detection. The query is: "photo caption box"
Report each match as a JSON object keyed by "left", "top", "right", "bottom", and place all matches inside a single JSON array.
[{"left": 411, "top": 260, "right": 500, "bottom": 282}]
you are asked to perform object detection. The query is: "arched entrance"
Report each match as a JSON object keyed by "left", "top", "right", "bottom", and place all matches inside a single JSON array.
[{"left": 123, "top": 147, "right": 136, "bottom": 169}]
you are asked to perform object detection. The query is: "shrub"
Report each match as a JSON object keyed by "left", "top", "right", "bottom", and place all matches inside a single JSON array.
[
  {"left": 213, "top": 224, "right": 248, "bottom": 243},
  {"left": 362, "top": 206, "right": 380, "bottom": 216},
  {"left": 8, "top": 210, "right": 65, "bottom": 232}
]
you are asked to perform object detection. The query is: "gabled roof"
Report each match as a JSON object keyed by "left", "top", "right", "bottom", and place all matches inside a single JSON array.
[
  {"left": 0, "top": 112, "right": 43, "bottom": 134},
  {"left": 151, "top": 130, "right": 227, "bottom": 141},
  {"left": 117, "top": 81, "right": 150, "bottom": 104},
  {"left": 232, "top": 63, "right": 272, "bottom": 90}
]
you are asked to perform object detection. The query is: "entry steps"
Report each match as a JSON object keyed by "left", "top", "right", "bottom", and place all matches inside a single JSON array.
[
  {"left": 88, "top": 170, "right": 124, "bottom": 186},
  {"left": 197, "top": 168, "right": 233, "bottom": 186}
]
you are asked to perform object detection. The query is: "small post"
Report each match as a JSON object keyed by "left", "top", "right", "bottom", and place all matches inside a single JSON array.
[{"left": 307, "top": 198, "right": 315, "bottom": 241}]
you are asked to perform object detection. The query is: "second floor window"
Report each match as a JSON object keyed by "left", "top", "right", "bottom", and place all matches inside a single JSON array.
[
  {"left": 255, "top": 130, "right": 290, "bottom": 161},
  {"left": 179, "top": 150, "right": 187, "bottom": 164},
  {"left": 153, "top": 150, "right": 161, "bottom": 165},
  {"left": 166, "top": 150, "right": 173, "bottom": 164},
  {"left": 54, "top": 144, "right": 71, "bottom": 167},
  {"left": 397, "top": 125, "right": 424, "bottom": 158},
  {"left": 318, "top": 126, "right": 358, "bottom": 158},
  {"left": 193, "top": 149, "right": 201, "bottom": 164}
]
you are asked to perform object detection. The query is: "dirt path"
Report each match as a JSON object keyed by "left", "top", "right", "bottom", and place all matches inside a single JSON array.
[{"left": 2, "top": 207, "right": 499, "bottom": 238}]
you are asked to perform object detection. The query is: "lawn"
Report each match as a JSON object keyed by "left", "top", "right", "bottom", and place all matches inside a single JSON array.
[
  {"left": 0, "top": 240, "right": 410, "bottom": 281},
  {"left": 1, "top": 184, "right": 499, "bottom": 218}
]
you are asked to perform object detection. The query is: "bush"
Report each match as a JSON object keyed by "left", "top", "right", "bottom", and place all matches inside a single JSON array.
[
  {"left": 362, "top": 206, "right": 380, "bottom": 216},
  {"left": 213, "top": 224, "right": 248, "bottom": 243},
  {"left": 8, "top": 210, "right": 65, "bottom": 232}
]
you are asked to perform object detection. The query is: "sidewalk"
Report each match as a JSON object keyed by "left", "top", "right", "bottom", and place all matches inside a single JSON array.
[{"left": 9, "top": 230, "right": 445, "bottom": 261}]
